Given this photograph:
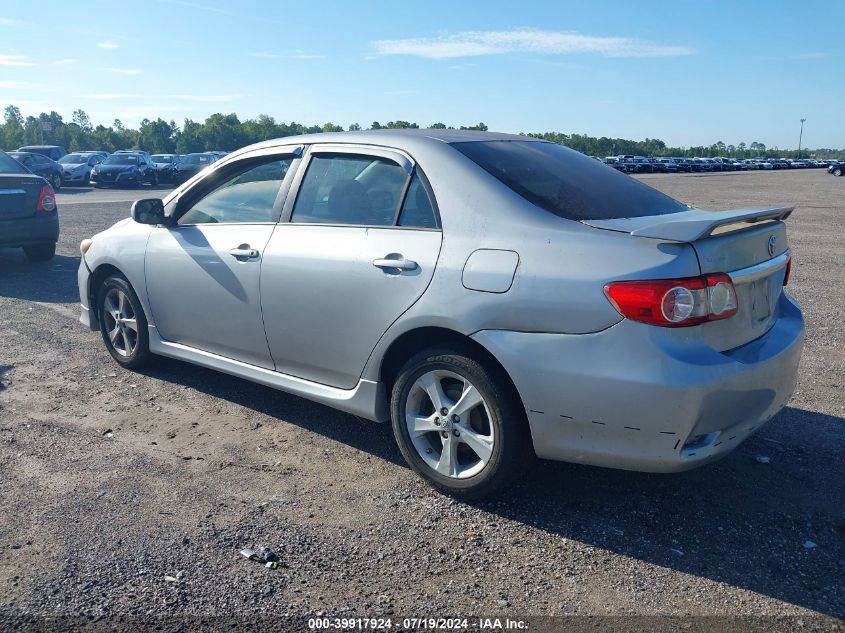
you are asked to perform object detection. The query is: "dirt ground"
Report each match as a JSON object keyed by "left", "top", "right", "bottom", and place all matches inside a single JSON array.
[{"left": 0, "top": 169, "right": 843, "bottom": 631}]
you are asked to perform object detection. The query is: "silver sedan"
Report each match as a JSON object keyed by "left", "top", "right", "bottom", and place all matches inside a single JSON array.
[{"left": 77, "top": 130, "right": 804, "bottom": 498}]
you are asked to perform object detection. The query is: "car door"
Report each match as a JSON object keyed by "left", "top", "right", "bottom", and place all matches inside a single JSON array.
[
  {"left": 144, "top": 149, "right": 301, "bottom": 368},
  {"left": 261, "top": 145, "right": 442, "bottom": 389}
]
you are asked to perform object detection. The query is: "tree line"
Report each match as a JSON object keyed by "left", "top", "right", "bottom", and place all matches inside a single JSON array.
[{"left": 2, "top": 105, "right": 841, "bottom": 160}]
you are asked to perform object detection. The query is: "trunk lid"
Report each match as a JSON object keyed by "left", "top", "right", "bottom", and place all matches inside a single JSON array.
[
  {"left": 0, "top": 174, "right": 43, "bottom": 220},
  {"left": 583, "top": 206, "right": 793, "bottom": 351}
]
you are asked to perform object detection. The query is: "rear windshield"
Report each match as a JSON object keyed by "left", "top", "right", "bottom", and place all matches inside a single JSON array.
[
  {"left": 452, "top": 141, "right": 687, "bottom": 221},
  {"left": 0, "top": 151, "right": 26, "bottom": 174}
]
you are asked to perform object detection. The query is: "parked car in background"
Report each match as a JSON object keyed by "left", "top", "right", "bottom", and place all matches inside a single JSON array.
[
  {"left": 58, "top": 152, "right": 103, "bottom": 186},
  {"left": 81, "top": 150, "right": 110, "bottom": 160},
  {"left": 16, "top": 145, "right": 67, "bottom": 161},
  {"left": 655, "top": 158, "right": 678, "bottom": 172},
  {"left": 150, "top": 154, "right": 181, "bottom": 183},
  {"left": 0, "top": 150, "right": 58, "bottom": 261},
  {"left": 828, "top": 162, "right": 844, "bottom": 176},
  {"left": 90, "top": 152, "right": 158, "bottom": 188},
  {"left": 172, "top": 152, "right": 219, "bottom": 184},
  {"left": 8, "top": 151, "right": 63, "bottom": 189},
  {"left": 771, "top": 159, "right": 789, "bottom": 169}
]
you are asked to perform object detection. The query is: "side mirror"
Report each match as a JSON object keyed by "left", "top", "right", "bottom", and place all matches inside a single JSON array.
[{"left": 131, "top": 198, "right": 166, "bottom": 225}]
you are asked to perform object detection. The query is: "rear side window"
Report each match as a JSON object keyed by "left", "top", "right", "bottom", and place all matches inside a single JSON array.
[
  {"left": 452, "top": 141, "right": 687, "bottom": 221},
  {"left": 398, "top": 173, "right": 437, "bottom": 229},
  {"left": 291, "top": 154, "right": 408, "bottom": 226},
  {"left": 0, "top": 152, "right": 25, "bottom": 174}
]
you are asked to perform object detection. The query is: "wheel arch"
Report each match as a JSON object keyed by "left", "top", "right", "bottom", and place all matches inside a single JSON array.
[{"left": 377, "top": 326, "right": 528, "bottom": 419}]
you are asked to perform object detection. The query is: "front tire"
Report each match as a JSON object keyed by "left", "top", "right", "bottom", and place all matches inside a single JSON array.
[
  {"left": 835, "top": 168, "right": 843, "bottom": 177},
  {"left": 23, "top": 243, "right": 55, "bottom": 261},
  {"left": 97, "top": 275, "right": 153, "bottom": 369},
  {"left": 51, "top": 173, "right": 62, "bottom": 190},
  {"left": 390, "top": 347, "right": 531, "bottom": 499}
]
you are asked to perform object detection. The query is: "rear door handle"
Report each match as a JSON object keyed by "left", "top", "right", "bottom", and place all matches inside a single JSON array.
[
  {"left": 373, "top": 256, "right": 418, "bottom": 271},
  {"left": 229, "top": 245, "right": 260, "bottom": 259}
]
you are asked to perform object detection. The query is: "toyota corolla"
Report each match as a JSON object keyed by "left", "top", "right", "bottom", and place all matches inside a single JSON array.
[{"left": 77, "top": 130, "right": 804, "bottom": 498}]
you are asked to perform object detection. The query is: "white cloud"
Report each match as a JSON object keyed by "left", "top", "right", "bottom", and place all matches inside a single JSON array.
[
  {"left": 54, "top": 58, "right": 78, "bottom": 65},
  {"left": 105, "top": 67, "right": 141, "bottom": 75},
  {"left": 250, "top": 50, "right": 325, "bottom": 60},
  {"left": 789, "top": 52, "right": 829, "bottom": 60},
  {"left": 292, "top": 50, "right": 326, "bottom": 60},
  {"left": 0, "top": 54, "right": 34, "bottom": 67},
  {"left": 166, "top": 94, "right": 245, "bottom": 102},
  {"left": 372, "top": 29, "right": 695, "bottom": 59},
  {"left": 0, "top": 80, "right": 42, "bottom": 89},
  {"left": 97, "top": 40, "right": 119, "bottom": 49},
  {"left": 82, "top": 93, "right": 136, "bottom": 100}
]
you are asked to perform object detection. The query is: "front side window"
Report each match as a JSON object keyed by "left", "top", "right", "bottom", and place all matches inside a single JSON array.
[
  {"left": 452, "top": 141, "right": 687, "bottom": 221},
  {"left": 177, "top": 158, "right": 292, "bottom": 225},
  {"left": 291, "top": 154, "right": 408, "bottom": 226}
]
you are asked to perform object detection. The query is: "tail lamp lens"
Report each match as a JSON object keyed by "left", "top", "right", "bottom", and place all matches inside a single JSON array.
[
  {"left": 605, "top": 274, "right": 738, "bottom": 328},
  {"left": 36, "top": 184, "right": 56, "bottom": 212}
]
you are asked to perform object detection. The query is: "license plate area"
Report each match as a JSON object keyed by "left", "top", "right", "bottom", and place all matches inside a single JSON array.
[{"left": 748, "top": 278, "right": 772, "bottom": 324}]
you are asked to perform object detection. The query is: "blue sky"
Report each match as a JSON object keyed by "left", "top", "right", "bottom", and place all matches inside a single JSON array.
[{"left": 1, "top": 0, "right": 843, "bottom": 148}]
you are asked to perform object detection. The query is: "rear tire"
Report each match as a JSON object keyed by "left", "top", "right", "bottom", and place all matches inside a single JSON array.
[
  {"left": 96, "top": 274, "right": 153, "bottom": 369},
  {"left": 23, "top": 243, "right": 56, "bottom": 262},
  {"left": 390, "top": 347, "right": 532, "bottom": 499}
]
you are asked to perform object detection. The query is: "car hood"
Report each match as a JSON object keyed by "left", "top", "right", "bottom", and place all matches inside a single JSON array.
[{"left": 96, "top": 164, "right": 136, "bottom": 173}]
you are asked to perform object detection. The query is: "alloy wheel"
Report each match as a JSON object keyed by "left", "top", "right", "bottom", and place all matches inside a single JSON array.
[
  {"left": 404, "top": 369, "right": 495, "bottom": 479},
  {"left": 102, "top": 287, "right": 139, "bottom": 357}
]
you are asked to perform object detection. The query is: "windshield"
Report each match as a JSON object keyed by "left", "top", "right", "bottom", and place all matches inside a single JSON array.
[
  {"left": 183, "top": 154, "right": 212, "bottom": 165},
  {"left": 0, "top": 151, "right": 27, "bottom": 173},
  {"left": 60, "top": 154, "right": 88, "bottom": 164},
  {"left": 452, "top": 141, "right": 687, "bottom": 221},
  {"left": 151, "top": 155, "right": 172, "bottom": 162},
  {"left": 102, "top": 155, "right": 138, "bottom": 165}
]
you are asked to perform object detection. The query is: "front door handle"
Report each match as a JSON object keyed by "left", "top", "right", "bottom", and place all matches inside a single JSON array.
[
  {"left": 373, "top": 255, "right": 418, "bottom": 271},
  {"left": 229, "top": 245, "right": 260, "bottom": 259}
]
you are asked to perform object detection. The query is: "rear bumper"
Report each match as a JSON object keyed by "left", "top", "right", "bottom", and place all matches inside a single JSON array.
[
  {"left": 0, "top": 212, "right": 59, "bottom": 247},
  {"left": 472, "top": 293, "right": 804, "bottom": 473}
]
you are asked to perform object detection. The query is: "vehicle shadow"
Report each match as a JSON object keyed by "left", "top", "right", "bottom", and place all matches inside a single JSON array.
[
  {"left": 0, "top": 253, "right": 81, "bottom": 303},
  {"left": 55, "top": 186, "right": 94, "bottom": 194},
  {"left": 137, "top": 357, "right": 405, "bottom": 467},
  {"left": 134, "top": 355, "right": 845, "bottom": 617},
  {"left": 0, "top": 365, "right": 11, "bottom": 395},
  {"left": 477, "top": 406, "right": 845, "bottom": 619}
]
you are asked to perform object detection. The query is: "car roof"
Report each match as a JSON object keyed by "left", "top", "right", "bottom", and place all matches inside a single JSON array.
[
  {"left": 241, "top": 129, "right": 541, "bottom": 154},
  {"left": 18, "top": 145, "right": 63, "bottom": 150}
]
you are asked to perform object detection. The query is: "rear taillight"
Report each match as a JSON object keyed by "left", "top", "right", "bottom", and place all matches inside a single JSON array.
[
  {"left": 604, "top": 273, "right": 738, "bottom": 328},
  {"left": 783, "top": 257, "right": 792, "bottom": 286},
  {"left": 36, "top": 184, "right": 56, "bottom": 212}
]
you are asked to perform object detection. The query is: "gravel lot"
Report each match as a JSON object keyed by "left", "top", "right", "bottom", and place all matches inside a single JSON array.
[{"left": 0, "top": 171, "right": 843, "bottom": 631}]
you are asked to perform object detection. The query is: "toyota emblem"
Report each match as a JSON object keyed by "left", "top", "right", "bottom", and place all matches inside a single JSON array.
[{"left": 767, "top": 235, "right": 777, "bottom": 257}]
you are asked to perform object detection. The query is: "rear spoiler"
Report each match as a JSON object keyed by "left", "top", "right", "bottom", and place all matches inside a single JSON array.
[{"left": 583, "top": 206, "right": 794, "bottom": 243}]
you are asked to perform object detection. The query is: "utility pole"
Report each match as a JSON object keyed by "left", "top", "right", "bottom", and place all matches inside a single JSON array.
[{"left": 798, "top": 118, "right": 806, "bottom": 159}]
